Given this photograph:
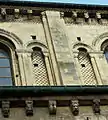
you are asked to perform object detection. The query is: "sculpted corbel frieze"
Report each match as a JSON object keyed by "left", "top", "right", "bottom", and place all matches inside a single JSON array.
[
  {"left": 25, "top": 100, "right": 33, "bottom": 116},
  {"left": 2, "top": 101, "right": 10, "bottom": 118},
  {"left": 1, "top": 8, "right": 6, "bottom": 20},
  {"left": 48, "top": 100, "right": 57, "bottom": 115},
  {"left": 92, "top": 99, "right": 100, "bottom": 114},
  {"left": 70, "top": 99, "right": 79, "bottom": 116}
]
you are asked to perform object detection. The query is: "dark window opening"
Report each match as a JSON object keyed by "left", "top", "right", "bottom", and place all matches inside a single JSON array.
[
  {"left": 104, "top": 46, "right": 108, "bottom": 62},
  {"left": 31, "top": 35, "right": 36, "bottom": 40},
  {"left": 81, "top": 64, "right": 85, "bottom": 67},
  {"left": 33, "top": 63, "right": 38, "bottom": 67},
  {"left": 77, "top": 37, "right": 81, "bottom": 41}
]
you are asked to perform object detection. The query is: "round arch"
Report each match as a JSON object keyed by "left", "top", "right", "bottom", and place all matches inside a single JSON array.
[
  {"left": 0, "top": 29, "right": 23, "bottom": 49},
  {"left": 92, "top": 32, "right": 108, "bottom": 51},
  {"left": 73, "top": 42, "right": 93, "bottom": 52},
  {"left": 25, "top": 41, "right": 48, "bottom": 54}
]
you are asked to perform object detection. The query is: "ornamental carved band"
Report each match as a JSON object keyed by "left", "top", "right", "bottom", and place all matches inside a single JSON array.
[
  {"left": 70, "top": 100, "right": 79, "bottom": 116},
  {"left": 92, "top": 99, "right": 100, "bottom": 114},
  {"left": 48, "top": 100, "right": 57, "bottom": 115},
  {"left": 2, "top": 101, "right": 10, "bottom": 118},
  {"left": 1, "top": 8, "right": 6, "bottom": 20},
  {"left": 25, "top": 100, "right": 33, "bottom": 116}
]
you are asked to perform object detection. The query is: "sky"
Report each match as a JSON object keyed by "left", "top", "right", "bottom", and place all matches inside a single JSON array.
[{"left": 21, "top": 0, "right": 108, "bottom": 5}]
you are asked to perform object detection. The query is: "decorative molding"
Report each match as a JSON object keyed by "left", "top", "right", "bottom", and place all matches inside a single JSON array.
[
  {"left": 70, "top": 100, "right": 79, "bottom": 116},
  {"left": 2, "top": 101, "right": 10, "bottom": 118},
  {"left": 1, "top": 8, "right": 6, "bottom": 20},
  {"left": 72, "top": 11, "right": 77, "bottom": 23},
  {"left": 73, "top": 42, "right": 93, "bottom": 52},
  {"left": 25, "top": 100, "right": 33, "bottom": 116},
  {"left": 92, "top": 32, "right": 108, "bottom": 51},
  {"left": 92, "top": 99, "right": 100, "bottom": 114},
  {"left": 14, "top": 9, "right": 20, "bottom": 19},
  {"left": 0, "top": 28, "right": 23, "bottom": 49},
  {"left": 25, "top": 40, "right": 48, "bottom": 54},
  {"left": 84, "top": 12, "right": 89, "bottom": 19},
  {"left": 48, "top": 100, "right": 57, "bottom": 115},
  {"left": 60, "top": 12, "right": 64, "bottom": 18}
]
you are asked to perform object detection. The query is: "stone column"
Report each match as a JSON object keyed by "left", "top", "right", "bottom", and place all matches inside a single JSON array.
[
  {"left": 17, "top": 52, "right": 27, "bottom": 86},
  {"left": 93, "top": 51, "right": 108, "bottom": 85},
  {"left": 11, "top": 51, "right": 21, "bottom": 86},
  {"left": 22, "top": 52, "right": 34, "bottom": 86},
  {"left": 26, "top": 52, "right": 34, "bottom": 85},
  {"left": 44, "top": 52, "right": 54, "bottom": 85},
  {"left": 74, "top": 52, "right": 84, "bottom": 85},
  {"left": 90, "top": 53, "right": 102, "bottom": 85},
  {"left": 41, "top": 12, "right": 61, "bottom": 85}
]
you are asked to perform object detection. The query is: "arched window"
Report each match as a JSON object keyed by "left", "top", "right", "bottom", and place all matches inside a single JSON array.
[
  {"left": 78, "top": 48, "right": 97, "bottom": 85},
  {"left": 32, "top": 47, "right": 49, "bottom": 86},
  {"left": 0, "top": 44, "right": 13, "bottom": 86},
  {"left": 104, "top": 46, "right": 108, "bottom": 62},
  {"left": 101, "top": 39, "right": 108, "bottom": 62}
]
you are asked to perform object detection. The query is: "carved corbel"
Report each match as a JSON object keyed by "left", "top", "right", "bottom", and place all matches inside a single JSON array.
[
  {"left": 92, "top": 99, "right": 100, "bottom": 114},
  {"left": 72, "top": 11, "right": 77, "bottom": 23},
  {"left": 2, "top": 101, "right": 10, "bottom": 118},
  {"left": 96, "top": 12, "right": 101, "bottom": 23},
  {"left": 60, "top": 12, "right": 64, "bottom": 18},
  {"left": 84, "top": 12, "right": 89, "bottom": 22},
  {"left": 1, "top": 8, "right": 6, "bottom": 20},
  {"left": 25, "top": 100, "right": 33, "bottom": 116},
  {"left": 14, "top": 9, "right": 20, "bottom": 19},
  {"left": 48, "top": 100, "right": 56, "bottom": 115},
  {"left": 27, "top": 10, "right": 32, "bottom": 19},
  {"left": 70, "top": 100, "right": 79, "bottom": 116}
]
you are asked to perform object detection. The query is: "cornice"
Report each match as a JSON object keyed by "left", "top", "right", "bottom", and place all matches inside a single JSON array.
[{"left": 0, "top": 1, "right": 108, "bottom": 11}]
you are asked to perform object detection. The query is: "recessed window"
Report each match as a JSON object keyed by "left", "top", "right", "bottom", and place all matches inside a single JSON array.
[
  {"left": 104, "top": 46, "right": 108, "bottom": 62},
  {"left": 32, "top": 47, "right": 49, "bottom": 86},
  {"left": 31, "top": 35, "right": 36, "bottom": 40},
  {"left": 77, "top": 37, "right": 81, "bottom": 41},
  {"left": 0, "top": 49, "right": 12, "bottom": 86},
  {"left": 81, "top": 64, "right": 85, "bottom": 67},
  {"left": 33, "top": 63, "right": 38, "bottom": 67}
]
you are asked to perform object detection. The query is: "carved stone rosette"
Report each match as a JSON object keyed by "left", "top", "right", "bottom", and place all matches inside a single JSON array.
[
  {"left": 25, "top": 100, "right": 33, "bottom": 116},
  {"left": 70, "top": 100, "right": 79, "bottom": 116},
  {"left": 92, "top": 99, "right": 100, "bottom": 114},
  {"left": 2, "top": 101, "right": 10, "bottom": 118},
  {"left": 48, "top": 100, "right": 57, "bottom": 115}
]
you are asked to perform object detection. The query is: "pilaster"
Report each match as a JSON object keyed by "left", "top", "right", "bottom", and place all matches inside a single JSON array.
[
  {"left": 17, "top": 52, "right": 27, "bottom": 86},
  {"left": 89, "top": 53, "right": 102, "bottom": 85},
  {"left": 41, "top": 11, "right": 60, "bottom": 85},
  {"left": 44, "top": 52, "right": 54, "bottom": 85}
]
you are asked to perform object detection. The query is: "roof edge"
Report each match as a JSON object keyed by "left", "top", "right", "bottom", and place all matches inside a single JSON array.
[{"left": 0, "top": 0, "right": 108, "bottom": 10}]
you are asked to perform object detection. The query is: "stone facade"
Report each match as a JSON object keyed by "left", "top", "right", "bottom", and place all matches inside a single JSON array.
[{"left": 0, "top": 1, "right": 108, "bottom": 120}]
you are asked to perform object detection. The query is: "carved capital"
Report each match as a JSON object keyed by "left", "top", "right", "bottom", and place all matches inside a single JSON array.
[
  {"left": 25, "top": 100, "right": 33, "bottom": 116},
  {"left": 92, "top": 99, "right": 100, "bottom": 114},
  {"left": 48, "top": 100, "right": 56, "bottom": 115},
  {"left": 70, "top": 100, "right": 79, "bottom": 116},
  {"left": 2, "top": 101, "right": 10, "bottom": 118}
]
